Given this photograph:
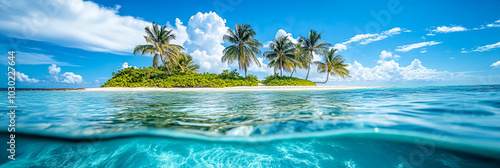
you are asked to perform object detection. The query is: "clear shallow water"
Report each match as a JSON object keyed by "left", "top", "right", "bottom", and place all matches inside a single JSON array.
[{"left": 1, "top": 85, "right": 500, "bottom": 167}]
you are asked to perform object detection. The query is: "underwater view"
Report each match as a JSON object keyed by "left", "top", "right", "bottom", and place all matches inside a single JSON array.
[{"left": 1, "top": 85, "right": 499, "bottom": 167}]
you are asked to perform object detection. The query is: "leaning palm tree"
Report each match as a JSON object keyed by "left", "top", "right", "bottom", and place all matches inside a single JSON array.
[
  {"left": 175, "top": 54, "right": 200, "bottom": 74},
  {"left": 314, "top": 48, "right": 351, "bottom": 83},
  {"left": 263, "top": 35, "right": 297, "bottom": 77},
  {"left": 133, "top": 22, "right": 184, "bottom": 75},
  {"left": 298, "top": 30, "right": 332, "bottom": 80},
  {"left": 221, "top": 24, "right": 263, "bottom": 77},
  {"left": 290, "top": 43, "right": 308, "bottom": 77}
]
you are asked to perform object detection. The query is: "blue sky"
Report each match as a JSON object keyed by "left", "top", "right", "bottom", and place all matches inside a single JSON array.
[{"left": 1, "top": 0, "right": 500, "bottom": 88}]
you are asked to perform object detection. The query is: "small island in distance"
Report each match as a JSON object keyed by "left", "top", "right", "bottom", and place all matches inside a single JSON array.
[{"left": 100, "top": 23, "right": 350, "bottom": 89}]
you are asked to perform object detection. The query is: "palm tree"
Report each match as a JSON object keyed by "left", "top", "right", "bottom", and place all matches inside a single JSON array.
[
  {"left": 263, "top": 35, "right": 297, "bottom": 77},
  {"left": 314, "top": 48, "right": 351, "bottom": 83},
  {"left": 221, "top": 24, "right": 263, "bottom": 77},
  {"left": 133, "top": 22, "right": 184, "bottom": 75},
  {"left": 298, "top": 30, "right": 332, "bottom": 80},
  {"left": 175, "top": 54, "right": 200, "bottom": 74},
  {"left": 290, "top": 43, "right": 308, "bottom": 77}
]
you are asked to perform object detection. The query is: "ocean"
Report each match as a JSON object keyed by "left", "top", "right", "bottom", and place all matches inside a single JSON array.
[{"left": 1, "top": 85, "right": 499, "bottom": 167}]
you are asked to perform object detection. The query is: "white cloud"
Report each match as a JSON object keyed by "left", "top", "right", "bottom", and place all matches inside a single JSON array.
[
  {"left": 0, "top": 0, "right": 150, "bottom": 54},
  {"left": 486, "top": 20, "right": 500, "bottom": 28},
  {"left": 60, "top": 72, "right": 83, "bottom": 84},
  {"left": 474, "top": 20, "right": 500, "bottom": 30},
  {"left": 491, "top": 61, "right": 500, "bottom": 68},
  {"left": 379, "top": 50, "right": 400, "bottom": 60},
  {"left": 47, "top": 64, "right": 84, "bottom": 84},
  {"left": 343, "top": 27, "right": 404, "bottom": 45},
  {"left": 121, "top": 62, "right": 135, "bottom": 69},
  {"left": 333, "top": 59, "right": 453, "bottom": 82},
  {"left": 333, "top": 43, "right": 347, "bottom": 51},
  {"left": 48, "top": 64, "right": 61, "bottom": 82},
  {"left": 275, "top": 29, "right": 298, "bottom": 44},
  {"left": 167, "top": 12, "right": 229, "bottom": 73},
  {"left": 247, "top": 57, "right": 273, "bottom": 74},
  {"left": 263, "top": 29, "right": 298, "bottom": 48},
  {"left": 335, "top": 27, "right": 407, "bottom": 52},
  {"left": 420, "top": 50, "right": 427, "bottom": 53},
  {"left": 166, "top": 18, "right": 189, "bottom": 46},
  {"left": 396, "top": 41, "right": 442, "bottom": 52},
  {"left": 16, "top": 72, "right": 40, "bottom": 83},
  {"left": 462, "top": 41, "right": 500, "bottom": 53},
  {"left": 0, "top": 51, "right": 72, "bottom": 66},
  {"left": 427, "top": 25, "right": 468, "bottom": 35}
]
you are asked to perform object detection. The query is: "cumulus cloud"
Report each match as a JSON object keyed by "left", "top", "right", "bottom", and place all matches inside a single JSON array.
[
  {"left": 0, "top": 0, "right": 150, "bottom": 54},
  {"left": 48, "top": 64, "right": 61, "bottom": 82},
  {"left": 462, "top": 41, "right": 500, "bottom": 53},
  {"left": 379, "top": 50, "right": 400, "bottom": 60},
  {"left": 395, "top": 41, "right": 442, "bottom": 52},
  {"left": 47, "top": 64, "right": 84, "bottom": 84},
  {"left": 167, "top": 12, "right": 229, "bottom": 73},
  {"left": 492, "top": 61, "right": 500, "bottom": 68},
  {"left": 333, "top": 59, "right": 453, "bottom": 82},
  {"left": 121, "top": 62, "right": 135, "bottom": 69},
  {"left": 427, "top": 25, "right": 468, "bottom": 35},
  {"left": 263, "top": 29, "right": 299, "bottom": 49},
  {"left": 60, "top": 72, "right": 83, "bottom": 84},
  {"left": 275, "top": 29, "right": 298, "bottom": 44},
  {"left": 16, "top": 72, "right": 40, "bottom": 83},
  {"left": 166, "top": 18, "right": 189, "bottom": 46},
  {"left": 333, "top": 44, "right": 347, "bottom": 51}
]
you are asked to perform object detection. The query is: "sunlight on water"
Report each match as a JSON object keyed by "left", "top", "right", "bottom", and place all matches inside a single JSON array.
[{"left": 1, "top": 85, "right": 499, "bottom": 167}]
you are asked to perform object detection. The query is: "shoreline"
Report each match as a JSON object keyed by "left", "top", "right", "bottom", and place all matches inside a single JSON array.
[{"left": 84, "top": 86, "right": 374, "bottom": 92}]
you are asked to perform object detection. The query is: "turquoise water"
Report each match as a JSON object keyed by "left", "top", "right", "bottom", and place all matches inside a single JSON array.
[{"left": 1, "top": 85, "right": 500, "bottom": 167}]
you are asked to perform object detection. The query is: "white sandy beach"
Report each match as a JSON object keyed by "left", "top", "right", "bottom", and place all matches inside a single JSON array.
[{"left": 84, "top": 85, "right": 373, "bottom": 92}]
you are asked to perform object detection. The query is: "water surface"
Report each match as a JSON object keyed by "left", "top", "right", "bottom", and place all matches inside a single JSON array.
[{"left": 1, "top": 85, "right": 499, "bottom": 167}]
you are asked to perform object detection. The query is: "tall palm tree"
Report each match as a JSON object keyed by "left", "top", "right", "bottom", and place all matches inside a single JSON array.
[
  {"left": 133, "top": 22, "right": 184, "bottom": 75},
  {"left": 298, "top": 30, "right": 332, "bottom": 80},
  {"left": 290, "top": 43, "right": 308, "bottom": 77},
  {"left": 263, "top": 35, "right": 297, "bottom": 77},
  {"left": 314, "top": 48, "right": 351, "bottom": 83},
  {"left": 221, "top": 23, "right": 263, "bottom": 77}
]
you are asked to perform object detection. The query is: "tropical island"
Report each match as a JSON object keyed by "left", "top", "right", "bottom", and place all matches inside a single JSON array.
[{"left": 102, "top": 23, "right": 350, "bottom": 88}]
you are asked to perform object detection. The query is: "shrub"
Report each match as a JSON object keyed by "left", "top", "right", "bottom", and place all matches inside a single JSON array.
[
  {"left": 262, "top": 73, "right": 316, "bottom": 86},
  {"left": 101, "top": 67, "right": 258, "bottom": 88}
]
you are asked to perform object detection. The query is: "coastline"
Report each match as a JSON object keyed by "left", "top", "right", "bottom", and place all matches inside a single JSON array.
[{"left": 84, "top": 85, "right": 374, "bottom": 91}]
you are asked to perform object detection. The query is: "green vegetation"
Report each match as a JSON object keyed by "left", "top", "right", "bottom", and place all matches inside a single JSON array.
[
  {"left": 102, "top": 68, "right": 258, "bottom": 88},
  {"left": 262, "top": 74, "right": 316, "bottom": 86}
]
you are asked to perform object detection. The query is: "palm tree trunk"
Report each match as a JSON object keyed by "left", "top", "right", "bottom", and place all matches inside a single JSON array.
[
  {"left": 305, "top": 51, "right": 313, "bottom": 80},
  {"left": 280, "top": 57, "right": 283, "bottom": 77},
  {"left": 306, "top": 63, "right": 311, "bottom": 80},
  {"left": 160, "top": 55, "right": 171, "bottom": 75},
  {"left": 244, "top": 68, "right": 247, "bottom": 77},
  {"left": 290, "top": 68, "right": 295, "bottom": 77},
  {"left": 325, "top": 74, "right": 329, "bottom": 83}
]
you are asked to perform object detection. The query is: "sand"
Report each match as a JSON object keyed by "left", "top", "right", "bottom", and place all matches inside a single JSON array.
[{"left": 84, "top": 85, "right": 373, "bottom": 92}]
